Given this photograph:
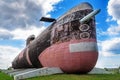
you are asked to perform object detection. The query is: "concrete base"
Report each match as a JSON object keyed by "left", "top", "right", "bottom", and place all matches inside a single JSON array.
[
  {"left": 2, "top": 67, "right": 63, "bottom": 80},
  {"left": 13, "top": 67, "right": 63, "bottom": 80},
  {"left": 9, "top": 68, "right": 36, "bottom": 76}
]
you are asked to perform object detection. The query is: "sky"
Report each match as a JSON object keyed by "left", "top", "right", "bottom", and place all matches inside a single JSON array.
[{"left": 0, "top": 0, "right": 120, "bottom": 69}]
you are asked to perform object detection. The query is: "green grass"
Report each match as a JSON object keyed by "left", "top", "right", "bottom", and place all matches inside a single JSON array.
[
  {"left": 26, "top": 74, "right": 120, "bottom": 80},
  {"left": 0, "top": 72, "right": 13, "bottom": 80},
  {"left": 0, "top": 71, "right": 120, "bottom": 80}
]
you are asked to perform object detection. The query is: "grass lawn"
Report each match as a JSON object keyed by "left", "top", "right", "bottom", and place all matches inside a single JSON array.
[
  {"left": 0, "top": 71, "right": 120, "bottom": 80},
  {"left": 27, "top": 74, "right": 120, "bottom": 80},
  {"left": 0, "top": 71, "right": 13, "bottom": 80}
]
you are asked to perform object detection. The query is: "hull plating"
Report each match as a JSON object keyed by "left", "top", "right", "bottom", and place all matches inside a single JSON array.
[{"left": 39, "top": 39, "right": 98, "bottom": 73}]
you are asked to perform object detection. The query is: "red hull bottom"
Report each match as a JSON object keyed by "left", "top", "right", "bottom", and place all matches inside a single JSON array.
[{"left": 39, "top": 39, "right": 98, "bottom": 73}]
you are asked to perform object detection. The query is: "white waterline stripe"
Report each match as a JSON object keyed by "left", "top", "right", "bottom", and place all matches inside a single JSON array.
[{"left": 69, "top": 42, "right": 98, "bottom": 53}]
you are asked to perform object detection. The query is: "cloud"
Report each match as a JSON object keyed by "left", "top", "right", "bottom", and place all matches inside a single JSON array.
[
  {"left": 99, "top": 0, "right": 120, "bottom": 37},
  {"left": 107, "top": 25, "right": 120, "bottom": 36},
  {"left": 0, "top": 0, "right": 62, "bottom": 40},
  {"left": 96, "top": 38, "right": 120, "bottom": 68},
  {"left": 0, "top": 26, "right": 46, "bottom": 40},
  {"left": 0, "top": 29, "right": 13, "bottom": 40},
  {"left": 0, "top": 0, "right": 42, "bottom": 30},
  {"left": 95, "top": 0, "right": 120, "bottom": 68},
  {"left": 107, "top": 0, "right": 120, "bottom": 24},
  {"left": 99, "top": 38, "right": 120, "bottom": 56},
  {"left": 0, "top": 45, "right": 21, "bottom": 69},
  {"left": 95, "top": 55, "right": 120, "bottom": 68},
  {"left": 0, "top": 0, "right": 62, "bottom": 30},
  {"left": 97, "top": 25, "right": 120, "bottom": 36},
  {"left": 98, "top": 0, "right": 120, "bottom": 57},
  {"left": 11, "top": 26, "right": 46, "bottom": 40},
  {"left": 36, "top": 0, "right": 62, "bottom": 15}
]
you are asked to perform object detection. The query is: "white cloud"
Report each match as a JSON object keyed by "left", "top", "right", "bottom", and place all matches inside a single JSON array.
[
  {"left": 107, "top": 0, "right": 120, "bottom": 24},
  {"left": 0, "top": 0, "right": 62, "bottom": 40},
  {"left": 107, "top": 25, "right": 120, "bottom": 36},
  {"left": 0, "top": 46, "right": 21, "bottom": 69},
  {"left": 0, "top": 29, "right": 13, "bottom": 40},
  {"left": 11, "top": 26, "right": 46, "bottom": 40},
  {"left": 100, "top": 0, "right": 120, "bottom": 57},
  {"left": 97, "top": 25, "right": 120, "bottom": 36},
  {"left": 99, "top": 38, "right": 120, "bottom": 56},
  {"left": 106, "top": 17, "right": 113, "bottom": 22},
  {"left": 0, "top": 26, "right": 46, "bottom": 40},
  {"left": 95, "top": 55, "right": 120, "bottom": 68},
  {"left": 96, "top": 0, "right": 120, "bottom": 68},
  {"left": 0, "top": 0, "right": 62, "bottom": 30},
  {"left": 37, "top": 0, "right": 62, "bottom": 16},
  {"left": 96, "top": 39, "right": 120, "bottom": 68}
]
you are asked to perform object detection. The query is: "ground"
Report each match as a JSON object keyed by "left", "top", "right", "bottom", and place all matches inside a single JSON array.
[{"left": 0, "top": 71, "right": 120, "bottom": 80}]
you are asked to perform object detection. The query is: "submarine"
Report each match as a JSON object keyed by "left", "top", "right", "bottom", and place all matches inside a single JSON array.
[{"left": 12, "top": 2, "right": 100, "bottom": 73}]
